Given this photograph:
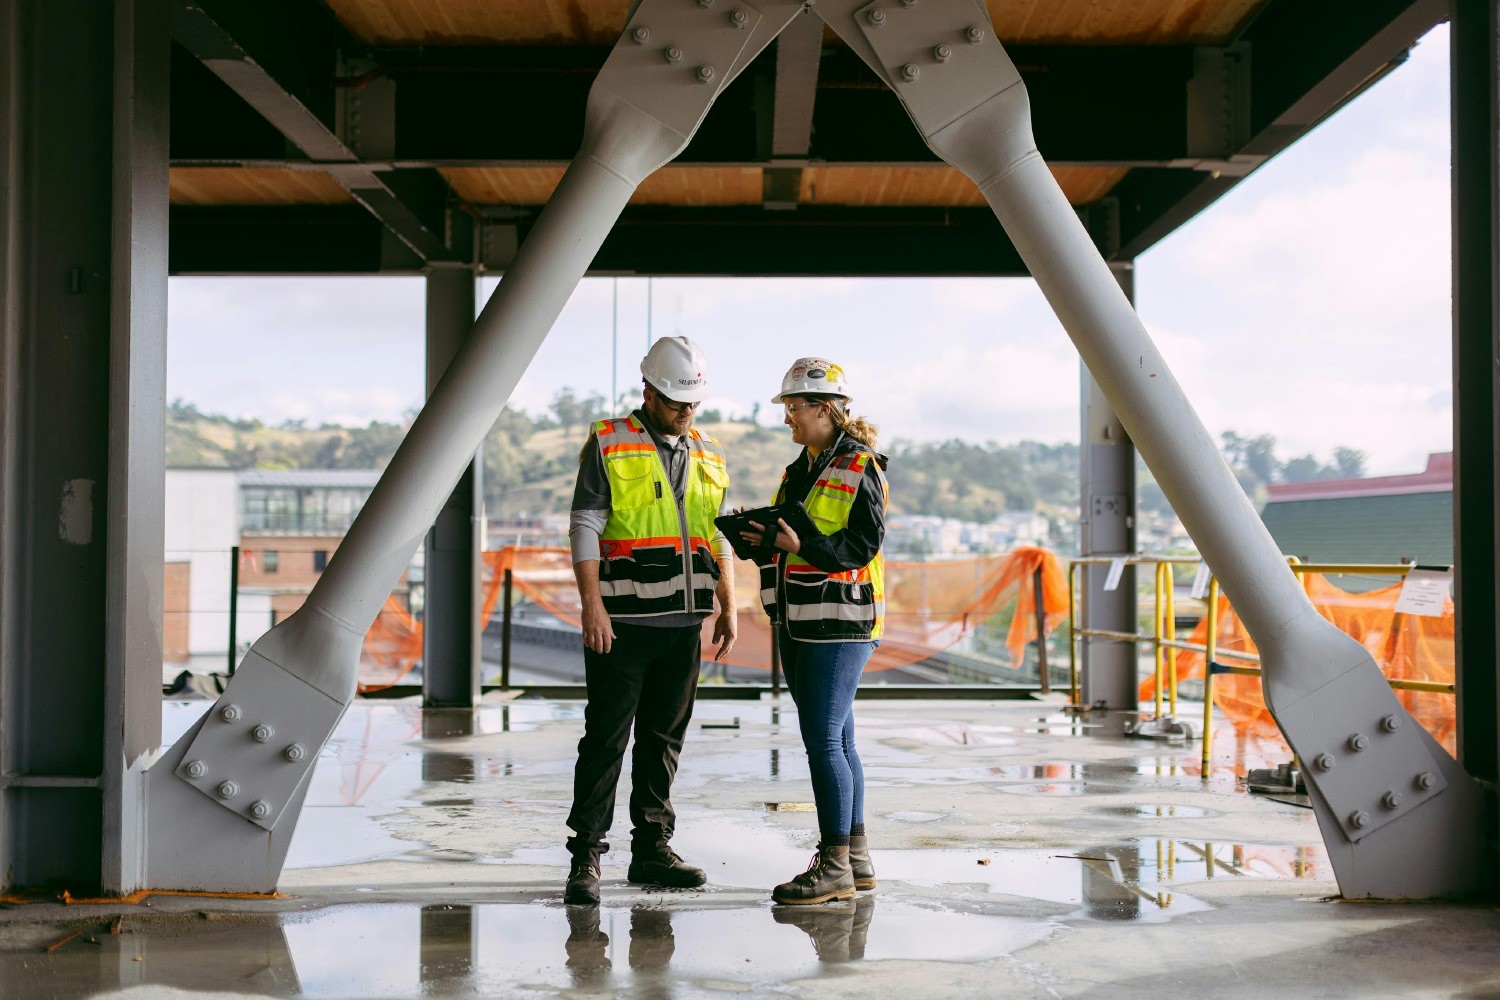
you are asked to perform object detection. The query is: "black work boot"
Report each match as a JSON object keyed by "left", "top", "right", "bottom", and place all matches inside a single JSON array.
[
  {"left": 627, "top": 846, "right": 707, "bottom": 888},
  {"left": 564, "top": 859, "right": 601, "bottom": 905},
  {"left": 848, "top": 834, "right": 876, "bottom": 891},
  {"left": 772, "top": 844, "right": 856, "bottom": 905}
]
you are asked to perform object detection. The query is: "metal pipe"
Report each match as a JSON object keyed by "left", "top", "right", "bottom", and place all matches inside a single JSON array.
[
  {"left": 1033, "top": 565, "right": 1050, "bottom": 694},
  {"left": 1202, "top": 579, "right": 1219, "bottom": 773},
  {"left": 1152, "top": 562, "right": 1165, "bottom": 719},
  {"left": 500, "top": 568, "right": 513, "bottom": 693},
  {"left": 1066, "top": 562, "right": 1081, "bottom": 706},
  {"left": 770, "top": 624, "right": 782, "bottom": 698},
  {"left": 227, "top": 545, "right": 239, "bottom": 676},
  {"left": 1166, "top": 564, "right": 1178, "bottom": 717}
]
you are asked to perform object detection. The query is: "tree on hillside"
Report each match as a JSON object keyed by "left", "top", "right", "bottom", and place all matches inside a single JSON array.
[{"left": 1333, "top": 446, "right": 1367, "bottom": 478}]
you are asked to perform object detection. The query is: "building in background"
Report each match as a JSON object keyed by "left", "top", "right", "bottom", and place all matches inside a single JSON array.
[
  {"left": 1260, "top": 452, "right": 1453, "bottom": 591},
  {"left": 164, "top": 469, "right": 400, "bottom": 671}
]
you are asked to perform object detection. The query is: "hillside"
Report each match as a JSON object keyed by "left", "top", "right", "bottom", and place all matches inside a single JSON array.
[{"left": 166, "top": 399, "right": 1367, "bottom": 524}]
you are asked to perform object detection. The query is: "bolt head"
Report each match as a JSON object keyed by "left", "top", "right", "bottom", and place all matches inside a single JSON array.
[
  {"left": 697, "top": 0, "right": 715, "bottom": 6},
  {"left": 1348, "top": 810, "right": 1370, "bottom": 829},
  {"left": 217, "top": 780, "right": 239, "bottom": 799},
  {"left": 966, "top": 24, "right": 985, "bottom": 42},
  {"left": 899, "top": 0, "right": 917, "bottom": 6},
  {"left": 1416, "top": 771, "right": 1436, "bottom": 790},
  {"left": 901, "top": 63, "right": 920, "bottom": 82},
  {"left": 933, "top": 44, "right": 953, "bottom": 62},
  {"left": 252, "top": 723, "right": 275, "bottom": 743},
  {"left": 1314, "top": 753, "right": 1336, "bottom": 772},
  {"left": 1382, "top": 791, "right": 1403, "bottom": 810},
  {"left": 185, "top": 759, "right": 207, "bottom": 779},
  {"left": 729, "top": 9, "right": 748, "bottom": 26},
  {"left": 219, "top": 703, "right": 242, "bottom": 723},
  {"left": 250, "top": 800, "right": 272, "bottom": 819},
  {"left": 696, "top": 64, "right": 716, "bottom": 83},
  {"left": 1347, "top": 733, "right": 1369, "bottom": 752},
  {"left": 1380, "top": 714, "right": 1402, "bottom": 733},
  {"left": 664, "top": 46, "right": 683, "bottom": 65},
  {"left": 631, "top": 26, "right": 650, "bottom": 44},
  {"left": 284, "top": 743, "right": 307, "bottom": 763},
  {"left": 867, "top": 8, "right": 886, "bottom": 26}
]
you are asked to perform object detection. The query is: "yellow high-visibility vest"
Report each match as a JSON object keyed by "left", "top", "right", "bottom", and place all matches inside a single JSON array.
[
  {"left": 758, "top": 449, "right": 886, "bottom": 642},
  {"left": 593, "top": 415, "right": 728, "bottom": 618}
]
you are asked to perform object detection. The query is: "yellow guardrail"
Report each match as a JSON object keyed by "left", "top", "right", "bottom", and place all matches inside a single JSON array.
[{"left": 1065, "top": 555, "right": 1454, "bottom": 770}]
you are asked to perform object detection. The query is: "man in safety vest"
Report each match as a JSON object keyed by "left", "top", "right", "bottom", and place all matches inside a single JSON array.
[{"left": 563, "top": 335, "right": 736, "bottom": 906}]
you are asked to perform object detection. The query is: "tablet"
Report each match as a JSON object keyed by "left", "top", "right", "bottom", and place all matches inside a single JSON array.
[{"left": 714, "top": 501, "right": 819, "bottom": 562}]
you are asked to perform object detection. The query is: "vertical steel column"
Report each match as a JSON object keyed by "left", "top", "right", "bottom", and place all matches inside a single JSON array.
[
  {"left": 423, "top": 267, "right": 482, "bottom": 707},
  {"left": 1077, "top": 263, "right": 1139, "bottom": 710},
  {"left": 0, "top": 0, "right": 169, "bottom": 893},
  {"left": 1451, "top": 0, "right": 1500, "bottom": 809}
]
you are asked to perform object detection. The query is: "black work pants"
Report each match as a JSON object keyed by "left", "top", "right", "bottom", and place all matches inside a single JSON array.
[{"left": 565, "top": 621, "right": 702, "bottom": 863}]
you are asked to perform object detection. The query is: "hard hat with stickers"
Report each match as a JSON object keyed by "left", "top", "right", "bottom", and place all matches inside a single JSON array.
[{"left": 772, "top": 357, "right": 851, "bottom": 403}]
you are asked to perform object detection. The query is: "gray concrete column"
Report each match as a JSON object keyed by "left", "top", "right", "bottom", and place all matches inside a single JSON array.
[
  {"left": 1451, "top": 0, "right": 1500, "bottom": 793},
  {"left": 422, "top": 267, "right": 482, "bottom": 707},
  {"left": 0, "top": 0, "right": 170, "bottom": 893},
  {"left": 1077, "top": 262, "right": 1139, "bottom": 710}
]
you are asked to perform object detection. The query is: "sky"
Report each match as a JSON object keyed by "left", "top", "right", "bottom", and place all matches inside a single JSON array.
[{"left": 166, "top": 26, "right": 1453, "bottom": 477}]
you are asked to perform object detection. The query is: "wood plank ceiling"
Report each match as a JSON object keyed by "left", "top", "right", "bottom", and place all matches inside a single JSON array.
[{"left": 170, "top": 0, "right": 1266, "bottom": 211}]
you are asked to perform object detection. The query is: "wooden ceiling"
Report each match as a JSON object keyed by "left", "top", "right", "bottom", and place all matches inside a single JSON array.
[
  {"left": 169, "top": 165, "right": 1131, "bottom": 208},
  {"left": 166, "top": 0, "right": 1437, "bottom": 274},
  {"left": 321, "top": 0, "right": 1268, "bottom": 47}
]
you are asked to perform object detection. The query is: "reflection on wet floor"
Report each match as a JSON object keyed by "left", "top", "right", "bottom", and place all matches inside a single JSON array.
[
  {"left": 0, "top": 835, "right": 1332, "bottom": 1000},
  {"left": 13, "top": 698, "right": 1396, "bottom": 996}
]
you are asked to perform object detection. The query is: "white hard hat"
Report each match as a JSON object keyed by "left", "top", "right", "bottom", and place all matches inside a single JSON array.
[
  {"left": 640, "top": 336, "right": 710, "bottom": 403},
  {"left": 772, "top": 357, "right": 850, "bottom": 403}
]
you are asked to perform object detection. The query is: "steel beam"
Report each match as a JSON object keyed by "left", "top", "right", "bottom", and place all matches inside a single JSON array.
[
  {"left": 1117, "top": 0, "right": 1449, "bottom": 258},
  {"left": 174, "top": 42, "right": 1198, "bottom": 168},
  {"left": 171, "top": 0, "right": 456, "bottom": 261},
  {"left": 423, "top": 266, "right": 482, "bottom": 709},
  {"left": 764, "top": 6, "right": 823, "bottom": 208},
  {"left": 172, "top": 205, "right": 1026, "bottom": 277},
  {"left": 0, "top": 0, "right": 170, "bottom": 894},
  {"left": 1451, "top": 0, "right": 1500, "bottom": 829},
  {"left": 1078, "top": 264, "right": 1140, "bottom": 711}
]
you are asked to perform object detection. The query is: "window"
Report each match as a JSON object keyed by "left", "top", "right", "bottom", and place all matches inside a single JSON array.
[
  {"left": 263, "top": 550, "right": 279, "bottom": 574},
  {"left": 313, "top": 549, "right": 328, "bottom": 573}
]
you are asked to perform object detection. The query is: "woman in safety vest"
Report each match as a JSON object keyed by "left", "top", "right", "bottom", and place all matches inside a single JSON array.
[{"left": 742, "top": 357, "right": 888, "bottom": 905}]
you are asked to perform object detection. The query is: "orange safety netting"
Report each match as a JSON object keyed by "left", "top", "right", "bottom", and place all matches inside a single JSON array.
[
  {"left": 1138, "top": 573, "right": 1456, "bottom": 755},
  {"left": 357, "top": 545, "right": 1070, "bottom": 689}
]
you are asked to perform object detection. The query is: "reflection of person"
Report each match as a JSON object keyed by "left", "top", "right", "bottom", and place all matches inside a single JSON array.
[
  {"left": 564, "top": 905, "right": 679, "bottom": 991},
  {"left": 563, "top": 336, "right": 738, "bottom": 906},
  {"left": 772, "top": 893, "right": 876, "bottom": 963},
  {"left": 742, "top": 358, "right": 887, "bottom": 904}
]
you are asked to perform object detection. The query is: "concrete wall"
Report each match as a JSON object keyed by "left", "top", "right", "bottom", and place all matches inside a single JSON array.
[{"left": 164, "top": 469, "right": 240, "bottom": 656}]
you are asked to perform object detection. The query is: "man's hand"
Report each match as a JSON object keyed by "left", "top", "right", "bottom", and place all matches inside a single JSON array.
[
  {"left": 712, "top": 610, "right": 738, "bottom": 661},
  {"left": 582, "top": 596, "right": 615, "bottom": 655},
  {"left": 573, "top": 559, "right": 614, "bottom": 655}
]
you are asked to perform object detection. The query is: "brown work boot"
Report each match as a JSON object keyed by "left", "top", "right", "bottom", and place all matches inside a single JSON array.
[
  {"left": 848, "top": 834, "right": 876, "bottom": 890},
  {"left": 772, "top": 900, "right": 857, "bottom": 963},
  {"left": 772, "top": 844, "right": 856, "bottom": 905}
]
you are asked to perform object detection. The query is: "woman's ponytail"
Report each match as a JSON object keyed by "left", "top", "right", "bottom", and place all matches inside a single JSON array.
[{"left": 829, "top": 402, "right": 878, "bottom": 451}]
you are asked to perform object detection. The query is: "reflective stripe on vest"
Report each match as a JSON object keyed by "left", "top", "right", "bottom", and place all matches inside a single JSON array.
[
  {"left": 757, "top": 449, "right": 886, "bottom": 641},
  {"left": 594, "top": 416, "right": 728, "bottom": 618}
]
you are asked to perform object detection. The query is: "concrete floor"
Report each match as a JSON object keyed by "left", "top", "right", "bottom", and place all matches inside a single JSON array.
[{"left": 3, "top": 697, "right": 1498, "bottom": 998}]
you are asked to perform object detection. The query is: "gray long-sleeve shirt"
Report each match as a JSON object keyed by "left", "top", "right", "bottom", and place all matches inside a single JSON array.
[{"left": 570, "top": 411, "right": 731, "bottom": 626}]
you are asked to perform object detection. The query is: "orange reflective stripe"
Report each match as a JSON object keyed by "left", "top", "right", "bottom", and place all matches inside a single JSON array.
[
  {"left": 599, "top": 536, "right": 684, "bottom": 556},
  {"left": 602, "top": 441, "right": 656, "bottom": 456},
  {"left": 819, "top": 480, "right": 858, "bottom": 496}
]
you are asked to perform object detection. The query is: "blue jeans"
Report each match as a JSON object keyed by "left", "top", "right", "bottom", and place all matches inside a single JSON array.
[{"left": 778, "top": 628, "right": 874, "bottom": 843}]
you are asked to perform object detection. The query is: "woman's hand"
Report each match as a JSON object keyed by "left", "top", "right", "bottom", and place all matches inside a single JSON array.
[{"left": 740, "top": 517, "right": 800, "bottom": 554}]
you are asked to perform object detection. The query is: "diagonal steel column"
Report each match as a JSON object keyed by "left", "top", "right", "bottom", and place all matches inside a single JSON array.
[
  {"left": 146, "top": 0, "right": 808, "bottom": 892},
  {"left": 813, "top": 0, "right": 1482, "bottom": 898}
]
